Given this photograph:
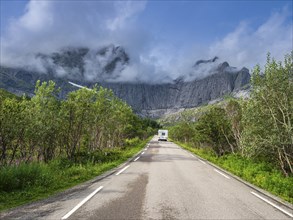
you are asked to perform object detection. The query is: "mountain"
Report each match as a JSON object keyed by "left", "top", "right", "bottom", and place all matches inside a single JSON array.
[
  {"left": 35, "top": 45, "right": 129, "bottom": 82},
  {"left": 0, "top": 46, "right": 250, "bottom": 118},
  {"left": 99, "top": 66, "right": 250, "bottom": 118}
]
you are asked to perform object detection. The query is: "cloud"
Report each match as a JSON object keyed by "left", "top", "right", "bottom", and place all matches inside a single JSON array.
[
  {"left": 0, "top": 1, "right": 147, "bottom": 65},
  {"left": 208, "top": 7, "right": 293, "bottom": 70},
  {"left": 107, "top": 1, "right": 146, "bottom": 31},
  {"left": 125, "top": 6, "right": 293, "bottom": 82},
  {"left": 0, "top": 1, "right": 292, "bottom": 84}
]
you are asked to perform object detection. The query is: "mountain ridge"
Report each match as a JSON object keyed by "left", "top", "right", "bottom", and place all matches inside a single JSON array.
[{"left": 0, "top": 46, "right": 250, "bottom": 118}]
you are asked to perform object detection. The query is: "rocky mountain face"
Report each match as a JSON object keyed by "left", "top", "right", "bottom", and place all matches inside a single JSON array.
[
  {"left": 35, "top": 45, "right": 129, "bottom": 82},
  {"left": 0, "top": 46, "right": 250, "bottom": 118},
  {"left": 99, "top": 66, "right": 250, "bottom": 117}
]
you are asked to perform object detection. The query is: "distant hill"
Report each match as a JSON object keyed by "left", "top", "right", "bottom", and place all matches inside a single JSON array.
[{"left": 158, "top": 96, "right": 242, "bottom": 126}]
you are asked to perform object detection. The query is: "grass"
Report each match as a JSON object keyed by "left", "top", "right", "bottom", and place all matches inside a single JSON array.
[
  {"left": 0, "top": 137, "right": 151, "bottom": 211},
  {"left": 174, "top": 141, "right": 293, "bottom": 204}
]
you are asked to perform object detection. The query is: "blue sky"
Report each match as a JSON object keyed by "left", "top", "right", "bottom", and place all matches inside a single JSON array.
[
  {"left": 141, "top": 1, "right": 292, "bottom": 43},
  {"left": 1, "top": 1, "right": 291, "bottom": 39},
  {"left": 0, "top": 0, "right": 292, "bottom": 82}
]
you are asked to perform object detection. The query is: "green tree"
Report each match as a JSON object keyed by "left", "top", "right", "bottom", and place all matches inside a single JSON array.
[
  {"left": 241, "top": 52, "right": 293, "bottom": 175},
  {"left": 226, "top": 99, "right": 243, "bottom": 154},
  {"left": 0, "top": 97, "right": 26, "bottom": 165},
  {"left": 195, "top": 107, "right": 234, "bottom": 156},
  {"left": 0, "top": 80, "right": 160, "bottom": 165},
  {"left": 27, "top": 80, "right": 61, "bottom": 162},
  {"left": 60, "top": 87, "right": 97, "bottom": 160},
  {"left": 169, "top": 122, "right": 195, "bottom": 143}
]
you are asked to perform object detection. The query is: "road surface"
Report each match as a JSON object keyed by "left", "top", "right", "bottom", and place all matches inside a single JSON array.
[{"left": 1, "top": 136, "right": 292, "bottom": 219}]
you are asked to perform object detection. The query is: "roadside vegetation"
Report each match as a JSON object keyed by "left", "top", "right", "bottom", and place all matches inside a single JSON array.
[
  {"left": 0, "top": 83, "right": 160, "bottom": 211},
  {"left": 169, "top": 52, "right": 293, "bottom": 203}
]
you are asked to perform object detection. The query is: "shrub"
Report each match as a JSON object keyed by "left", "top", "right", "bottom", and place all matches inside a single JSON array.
[{"left": 0, "top": 163, "right": 53, "bottom": 192}]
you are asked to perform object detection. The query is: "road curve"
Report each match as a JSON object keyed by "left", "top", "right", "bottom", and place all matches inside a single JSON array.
[{"left": 1, "top": 136, "right": 292, "bottom": 219}]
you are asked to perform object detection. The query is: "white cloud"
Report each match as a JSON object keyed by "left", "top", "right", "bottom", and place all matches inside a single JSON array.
[
  {"left": 0, "top": 1, "right": 147, "bottom": 65},
  {"left": 208, "top": 7, "right": 293, "bottom": 70},
  {"left": 107, "top": 1, "right": 146, "bottom": 31},
  {"left": 19, "top": 1, "right": 53, "bottom": 32},
  {"left": 0, "top": 1, "right": 292, "bottom": 83}
]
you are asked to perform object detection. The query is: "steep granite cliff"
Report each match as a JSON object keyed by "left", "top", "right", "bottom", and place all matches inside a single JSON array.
[
  {"left": 0, "top": 46, "right": 250, "bottom": 118},
  {"left": 99, "top": 65, "right": 250, "bottom": 117}
]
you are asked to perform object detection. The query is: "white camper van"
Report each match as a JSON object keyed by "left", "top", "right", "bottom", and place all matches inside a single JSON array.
[{"left": 158, "top": 130, "right": 168, "bottom": 141}]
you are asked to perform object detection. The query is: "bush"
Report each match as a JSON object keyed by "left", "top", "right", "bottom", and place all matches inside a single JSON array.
[
  {"left": 0, "top": 163, "right": 53, "bottom": 192},
  {"left": 124, "top": 137, "right": 141, "bottom": 147}
]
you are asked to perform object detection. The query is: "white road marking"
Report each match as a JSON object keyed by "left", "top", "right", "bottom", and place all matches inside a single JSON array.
[
  {"left": 251, "top": 192, "right": 293, "bottom": 218},
  {"left": 189, "top": 153, "right": 195, "bottom": 157},
  {"left": 214, "top": 169, "right": 230, "bottom": 179},
  {"left": 141, "top": 152, "right": 145, "bottom": 155},
  {"left": 115, "top": 165, "right": 130, "bottom": 176},
  {"left": 134, "top": 156, "right": 140, "bottom": 162},
  {"left": 61, "top": 186, "right": 103, "bottom": 219},
  {"left": 199, "top": 159, "right": 206, "bottom": 164}
]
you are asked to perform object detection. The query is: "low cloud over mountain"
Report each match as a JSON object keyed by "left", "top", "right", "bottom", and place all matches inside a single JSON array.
[{"left": 1, "top": 1, "right": 292, "bottom": 83}]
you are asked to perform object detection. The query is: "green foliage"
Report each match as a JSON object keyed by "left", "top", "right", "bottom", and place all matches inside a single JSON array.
[
  {"left": 170, "top": 52, "right": 293, "bottom": 201},
  {"left": 170, "top": 52, "right": 293, "bottom": 176},
  {"left": 0, "top": 97, "right": 27, "bottom": 165},
  {"left": 0, "top": 89, "right": 21, "bottom": 100},
  {"left": 241, "top": 52, "right": 293, "bottom": 175},
  {"left": 125, "top": 116, "right": 161, "bottom": 140},
  {"left": 0, "top": 81, "right": 159, "bottom": 210},
  {"left": 28, "top": 80, "right": 61, "bottom": 162},
  {"left": 170, "top": 106, "right": 235, "bottom": 156},
  {"left": 124, "top": 137, "right": 141, "bottom": 147},
  {"left": 226, "top": 99, "right": 243, "bottom": 153},
  {"left": 194, "top": 107, "right": 235, "bottom": 156},
  {"left": 169, "top": 122, "right": 195, "bottom": 143},
  {"left": 0, "top": 163, "right": 53, "bottom": 192},
  {"left": 0, "top": 137, "right": 150, "bottom": 211},
  {"left": 0, "top": 81, "right": 159, "bottom": 165}
]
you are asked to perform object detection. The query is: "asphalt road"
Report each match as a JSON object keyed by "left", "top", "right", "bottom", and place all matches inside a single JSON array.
[{"left": 1, "top": 136, "right": 292, "bottom": 219}]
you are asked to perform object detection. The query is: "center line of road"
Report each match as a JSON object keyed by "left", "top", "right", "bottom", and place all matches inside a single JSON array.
[
  {"left": 115, "top": 165, "right": 130, "bottom": 175},
  {"left": 251, "top": 192, "right": 293, "bottom": 217},
  {"left": 214, "top": 169, "right": 230, "bottom": 179},
  {"left": 141, "top": 152, "right": 145, "bottom": 155},
  {"left": 134, "top": 156, "right": 140, "bottom": 162},
  {"left": 61, "top": 186, "right": 103, "bottom": 220}
]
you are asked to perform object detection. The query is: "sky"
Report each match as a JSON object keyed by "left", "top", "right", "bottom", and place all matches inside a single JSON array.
[{"left": 0, "top": 0, "right": 292, "bottom": 82}]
